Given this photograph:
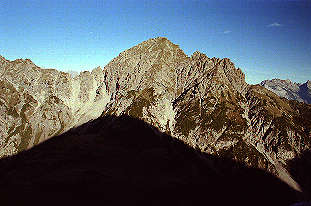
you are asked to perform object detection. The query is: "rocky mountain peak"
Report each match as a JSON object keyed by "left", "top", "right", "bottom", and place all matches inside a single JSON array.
[
  {"left": 91, "top": 66, "right": 103, "bottom": 75},
  {"left": 11, "top": 58, "right": 32, "bottom": 65},
  {"left": 119, "top": 37, "right": 188, "bottom": 61},
  {"left": 261, "top": 78, "right": 311, "bottom": 104},
  {"left": 191, "top": 51, "right": 208, "bottom": 60},
  {"left": 216, "top": 57, "right": 247, "bottom": 94},
  {"left": 187, "top": 52, "right": 247, "bottom": 94},
  {"left": 0, "top": 55, "right": 7, "bottom": 63},
  {"left": 1, "top": 38, "right": 311, "bottom": 197},
  {"left": 221, "top": 57, "right": 231, "bottom": 64},
  {"left": 145, "top": 37, "right": 182, "bottom": 49},
  {"left": 102, "top": 37, "right": 189, "bottom": 103},
  {"left": 0, "top": 55, "right": 111, "bottom": 156},
  {"left": 285, "top": 79, "right": 292, "bottom": 84}
]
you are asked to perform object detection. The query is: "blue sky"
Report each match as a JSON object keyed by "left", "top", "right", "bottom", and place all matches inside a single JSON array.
[{"left": 0, "top": 0, "right": 310, "bottom": 84}]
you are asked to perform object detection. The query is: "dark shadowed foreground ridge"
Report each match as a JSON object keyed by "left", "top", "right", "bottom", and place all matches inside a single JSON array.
[{"left": 0, "top": 115, "right": 301, "bottom": 206}]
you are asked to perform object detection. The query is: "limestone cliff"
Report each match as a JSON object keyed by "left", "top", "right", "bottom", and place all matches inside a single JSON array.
[
  {"left": 0, "top": 37, "right": 310, "bottom": 192},
  {"left": 261, "top": 79, "right": 311, "bottom": 104},
  {"left": 100, "top": 38, "right": 310, "bottom": 190},
  {"left": 0, "top": 57, "right": 110, "bottom": 157}
]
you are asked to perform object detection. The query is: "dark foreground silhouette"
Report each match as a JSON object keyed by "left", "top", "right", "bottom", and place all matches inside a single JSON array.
[
  {"left": 288, "top": 150, "right": 311, "bottom": 201},
  {"left": 0, "top": 115, "right": 303, "bottom": 205}
]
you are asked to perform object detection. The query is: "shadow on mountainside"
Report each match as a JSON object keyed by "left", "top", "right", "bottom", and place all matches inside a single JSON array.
[
  {"left": 288, "top": 150, "right": 311, "bottom": 201},
  {"left": 299, "top": 83, "right": 311, "bottom": 104},
  {"left": 0, "top": 115, "right": 302, "bottom": 206}
]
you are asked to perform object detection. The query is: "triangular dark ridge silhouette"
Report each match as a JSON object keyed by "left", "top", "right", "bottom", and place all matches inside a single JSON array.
[
  {"left": 0, "top": 115, "right": 301, "bottom": 206},
  {"left": 288, "top": 150, "right": 311, "bottom": 201}
]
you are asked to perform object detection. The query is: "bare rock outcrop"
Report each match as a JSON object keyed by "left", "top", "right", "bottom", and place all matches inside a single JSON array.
[
  {"left": 0, "top": 57, "right": 110, "bottom": 157},
  {"left": 100, "top": 38, "right": 310, "bottom": 191},
  {"left": 0, "top": 38, "right": 310, "bottom": 192},
  {"left": 261, "top": 79, "right": 311, "bottom": 104}
]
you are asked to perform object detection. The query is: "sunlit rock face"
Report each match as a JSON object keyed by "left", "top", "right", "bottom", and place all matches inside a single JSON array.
[
  {"left": 0, "top": 37, "right": 310, "bottom": 191},
  {"left": 101, "top": 37, "right": 310, "bottom": 190},
  {"left": 0, "top": 57, "right": 110, "bottom": 157},
  {"left": 261, "top": 79, "right": 311, "bottom": 104}
]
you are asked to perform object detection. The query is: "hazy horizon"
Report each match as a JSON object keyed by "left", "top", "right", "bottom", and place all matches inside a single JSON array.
[{"left": 1, "top": 0, "right": 310, "bottom": 84}]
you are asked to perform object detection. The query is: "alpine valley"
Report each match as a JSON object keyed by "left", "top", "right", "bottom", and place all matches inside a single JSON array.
[{"left": 0, "top": 37, "right": 310, "bottom": 205}]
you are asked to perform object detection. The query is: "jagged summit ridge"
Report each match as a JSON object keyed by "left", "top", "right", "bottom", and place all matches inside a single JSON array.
[
  {"left": 0, "top": 37, "right": 249, "bottom": 157},
  {"left": 0, "top": 37, "right": 310, "bottom": 193},
  {"left": 0, "top": 57, "right": 110, "bottom": 156},
  {"left": 103, "top": 37, "right": 189, "bottom": 101},
  {"left": 101, "top": 37, "right": 249, "bottom": 135},
  {"left": 261, "top": 78, "right": 311, "bottom": 104}
]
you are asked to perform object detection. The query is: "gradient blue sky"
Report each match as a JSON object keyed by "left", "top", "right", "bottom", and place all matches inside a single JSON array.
[{"left": 0, "top": 0, "right": 310, "bottom": 84}]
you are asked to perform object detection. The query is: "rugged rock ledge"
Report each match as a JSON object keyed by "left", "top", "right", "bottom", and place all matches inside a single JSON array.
[{"left": 0, "top": 57, "right": 110, "bottom": 156}]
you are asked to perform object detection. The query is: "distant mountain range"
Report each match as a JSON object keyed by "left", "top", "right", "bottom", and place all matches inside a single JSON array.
[
  {"left": 261, "top": 79, "right": 311, "bottom": 104},
  {"left": 0, "top": 37, "right": 310, "bottom": 204}
]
